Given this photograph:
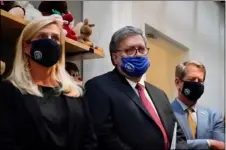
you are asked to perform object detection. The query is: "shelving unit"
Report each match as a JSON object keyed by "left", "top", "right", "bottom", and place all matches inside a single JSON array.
[{"left": 0, "top": 9, "right": 105, "bottom": 60}]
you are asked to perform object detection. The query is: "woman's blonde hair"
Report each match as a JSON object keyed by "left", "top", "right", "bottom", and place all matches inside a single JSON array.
[{"left": 7, "top": 15, "right": 83, "bottom": 97}]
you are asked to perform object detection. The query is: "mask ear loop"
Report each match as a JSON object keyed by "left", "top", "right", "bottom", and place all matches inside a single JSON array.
[{"left": 178, "top": 78, "right": 185, "bottom": 93}]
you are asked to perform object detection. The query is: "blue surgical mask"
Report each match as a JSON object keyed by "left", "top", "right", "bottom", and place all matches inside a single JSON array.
[{"left": 121, "top": 56, "right": 150, "bottom": 77}]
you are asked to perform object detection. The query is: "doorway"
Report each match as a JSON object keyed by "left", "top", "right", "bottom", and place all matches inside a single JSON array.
[{"left": 145, "top": 24, "right": 189, "bottom": 101}]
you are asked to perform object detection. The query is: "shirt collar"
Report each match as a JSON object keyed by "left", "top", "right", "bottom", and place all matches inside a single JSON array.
[
  {"left": 176, "top": 98, "right": 197, "bottom": 112},
  {"left": 125, "top": 77, "right": 145, "bottom": 89}
]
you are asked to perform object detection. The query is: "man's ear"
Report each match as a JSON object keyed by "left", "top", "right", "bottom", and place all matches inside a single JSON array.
[
  {"left": 175, "top": 77, "right": 180, "bottom": 87},
  {"left": 175, "top": 77, "right": 184, "bottom": 91},
  {"left": 111, "top": 52, "right": 118, "bottom": 66}
]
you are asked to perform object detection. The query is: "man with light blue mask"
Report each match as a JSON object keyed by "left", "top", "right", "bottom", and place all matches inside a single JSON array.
[{"left": 84, "top": 26, "right": 188, "bottom": 150}]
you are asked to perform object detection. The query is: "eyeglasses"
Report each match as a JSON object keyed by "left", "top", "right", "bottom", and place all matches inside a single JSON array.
[{"left": 118, "top": 46, "right": 150, "bottom": 56}]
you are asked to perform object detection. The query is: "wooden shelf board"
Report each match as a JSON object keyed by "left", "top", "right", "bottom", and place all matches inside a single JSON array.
[
  {"left": 65, "top": 38, "right": 90, "bottom": 52},
  {"left": 1, "top": 9, "right": 29, "bottom": 26},
  {"left": 66, "top": 48, "right": 105, "bottom": 60},
  {"left": 1, "top": 9, "right": 105, "bottom": 60}
]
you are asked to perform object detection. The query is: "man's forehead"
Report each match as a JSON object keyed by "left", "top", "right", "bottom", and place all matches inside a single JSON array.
[
  {"left": 120, "top": 35, "right": 145, "bottom": 47},
  {"left": 185, "top": 64, "right": 202, "bottom": 72},
  {"left": 184, "top": 64, "right": 205, "bottom": 77}
]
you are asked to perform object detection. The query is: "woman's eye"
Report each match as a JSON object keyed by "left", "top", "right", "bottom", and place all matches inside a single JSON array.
[
  {"left": 52, "top": 35, "right": 60, "bottom": 41},
  {"left": 36, "top": 34, "right": 60, "bottom": 42},
  {"left": 39, "top": 34, "right": 48, "bottom": 39}
]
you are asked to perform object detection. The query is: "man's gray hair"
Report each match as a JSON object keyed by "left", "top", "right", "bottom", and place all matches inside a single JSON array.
[{"left": 109, "top": 26, "right": 147, "bottom": 53}]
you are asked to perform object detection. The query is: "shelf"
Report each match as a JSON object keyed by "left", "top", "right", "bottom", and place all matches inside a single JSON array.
[
  {"left": 65, "top": 38, "right": 105, "bottom": 60},
  {"left": 0, "top": 9, "right": 105, "bottom": 60}
]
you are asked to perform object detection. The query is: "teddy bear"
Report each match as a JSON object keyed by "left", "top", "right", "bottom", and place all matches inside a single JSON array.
[
  {"left": 0, "top": 1, "right": 25, "bottom": 18},
  {"left": 73, "top": 18, "right": 95, "bottom": 47},
  {"left": 38, "top": 1, "right": 77, "bottom": 41},
  {"left": 73, "top": 19, "right": 104, "bottom": 52}
]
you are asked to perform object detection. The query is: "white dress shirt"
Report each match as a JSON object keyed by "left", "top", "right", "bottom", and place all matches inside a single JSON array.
[
  {"left": 125, "top": 78, "right": 159, "bottom": 116},
  {"left": 176, "top": 98, "right": 197, "bottom": 123}
]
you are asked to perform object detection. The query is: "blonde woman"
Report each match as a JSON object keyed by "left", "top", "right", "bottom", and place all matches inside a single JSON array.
[{"left": 0, "top": 15, "right": 97, "bottom": 150}]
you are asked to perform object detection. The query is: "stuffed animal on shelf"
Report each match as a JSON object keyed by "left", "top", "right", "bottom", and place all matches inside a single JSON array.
[
  {"left": 51, "top": 9, "right": 68, "bottom": 37},
  {"left": 38, "top": 1, "right": 68, "bottom": 16},
  {"left": 0, "top": 1, "right": 25, "bottom": 18},
  {"left": 73, "top": 18, "right": 95, "bottom": 46},
  {"left": 38, "top": 1, "right": 77, "bottom": 41},
  {"left": 62, "top": 13, "right": 78, "bottom": 41},
  {"left": 93, "top": 46, "right": 104, "bottom": 53},
  {"left": 39, "top": 1, "right": 75, "bottom": 29},
  {"left": 73, "top": 18, "right": 103, "bottom": 52},
  {"left": 16, "top": 1, "right": 43, "bottom": 21},
  {"left": 65, "top": 61, "right": 83, "bottom": 85}
]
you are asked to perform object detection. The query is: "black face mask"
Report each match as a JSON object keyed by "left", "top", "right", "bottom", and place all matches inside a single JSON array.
[
  {"left": 30, "top": 39, "right": 62, "bottom": 67},
  {"left": 181, "top": 80, "right": 204, "bottom": 102}
]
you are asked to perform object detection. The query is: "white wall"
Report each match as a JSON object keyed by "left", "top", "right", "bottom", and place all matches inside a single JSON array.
[
  {"left": 66, "top": 1, "right": 83, "bottom": 76},
  {"left": 83, "top": 1, "right": 225, "bottom": 113},
  {"left": 133, "top": 1, "right": 225, "bottom": 112},
  {"left": 83, "top": 1, "right": 133, "bottom": 82}
]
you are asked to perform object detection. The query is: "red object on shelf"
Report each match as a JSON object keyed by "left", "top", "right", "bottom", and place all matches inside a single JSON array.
[{"left": 62, "top": 13, "right": 77, "bottom": 41}]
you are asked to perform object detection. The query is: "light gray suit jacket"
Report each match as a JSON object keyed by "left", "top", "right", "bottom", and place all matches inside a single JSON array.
[{"left": 171, "top": 99, "right": 225, "bottom": 149}]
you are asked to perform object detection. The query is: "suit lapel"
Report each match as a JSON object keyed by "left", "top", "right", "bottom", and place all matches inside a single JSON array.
[
  {"left": 23, "top": 94, "right": 47, "bottom": 140},
  {"left": 110, "top": 70, "right": 151, "bottom": 119},
  {"left": 145, "top": 83, "right": 174, "bottom": 139},
  {"left": 196, "top": 107, "right": 208, "bottom": 138},
  {"left": 171, "top": 99, "right": 193, "bottom": 139},
  {"left": 110, "top": 69, "right": 176, "bottom": 139}
]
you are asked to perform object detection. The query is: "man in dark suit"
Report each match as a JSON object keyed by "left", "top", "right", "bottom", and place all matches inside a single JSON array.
[{"left": 84, "top": 26, "right": 188, "bottom": 150}]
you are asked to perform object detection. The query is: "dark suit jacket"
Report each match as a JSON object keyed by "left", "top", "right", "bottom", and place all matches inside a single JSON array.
[
  {"left": 0, "top": 80, "right": 97, "bottom": 150},
  {"left": 84, "top": 69, "right": 188, "bottom": 150}
]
